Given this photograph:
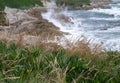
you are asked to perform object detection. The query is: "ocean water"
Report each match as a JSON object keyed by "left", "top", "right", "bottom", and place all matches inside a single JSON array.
[
  {"left": 113, "top": 0, "right": 120, "bottom": 2},
  {"left": 42, "top": 1, "right": 120, "bottom": 51}
]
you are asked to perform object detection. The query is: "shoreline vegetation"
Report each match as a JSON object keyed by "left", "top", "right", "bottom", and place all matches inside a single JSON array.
[
  {"left": 0, "top": 42, "right": 120, "bottom": 83},
  {"left": 0, "top": 0, "right": 113, "bottom": 10},
  {"left": 0, "top": 0, "right": 120, "bottom": 83}
]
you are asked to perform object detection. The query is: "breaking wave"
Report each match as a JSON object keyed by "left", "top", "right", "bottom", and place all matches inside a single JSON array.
[{"left": 42, "top": 0, "right": 120, "bottom": 51}]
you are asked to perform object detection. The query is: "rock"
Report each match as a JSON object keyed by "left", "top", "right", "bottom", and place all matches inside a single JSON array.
[
  {"left": 57, "top": 14, "right": 70, "bottom": 23},
  {"left": 3, "top": 7, "right": 64, "bottom": 40},
  {"left": 27, "top": 7, "right": 47, "bottom": 18},
  {"left": 100, "top": 28, "right": 108, "bottom": 30},
  {"left": 4, "top": 7, "right": 37, "bottom": 25}
]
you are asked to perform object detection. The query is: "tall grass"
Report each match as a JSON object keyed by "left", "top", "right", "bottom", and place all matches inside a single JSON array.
[{"left": 0, "top": 41, "right": 120, "bottom": 83}]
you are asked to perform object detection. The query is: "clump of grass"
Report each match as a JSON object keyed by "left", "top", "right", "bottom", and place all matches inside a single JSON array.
[
  {"left": 0, "top": 42, "right": 41, "bottom": 82},
  {"left": 65, "top": 39, "right": 92, "bottom": 56},
  {"left": 0, "top": 41, "right": 120, "bottom": 83},
  {"left": 64, "top": 38, "right": 105, "bottom": 60},
  {"left": 16, "top": 33, "right": 24, "bottom": 47}
]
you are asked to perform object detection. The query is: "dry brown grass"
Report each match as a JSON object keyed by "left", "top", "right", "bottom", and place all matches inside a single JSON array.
[
  {"left": 0, "top": 30, "right": 63, "bottom": 52},
  {"left": 37, "top": 41, "right": 64, "bottom": 52},
  {"left": 0, "top": 30, "right": 10, "bottom": 42},
  {"left": 66, "top": 39, "right": 91, "bottom": 56},
  {"left": 64, "top": 38, "right": 107, "bottom": 59},
  {"left": 16, "top": 33, "right": 24, "bottom": 47},
  {"left": 0, "top": 30, "right": 106, "bottom": 58}
]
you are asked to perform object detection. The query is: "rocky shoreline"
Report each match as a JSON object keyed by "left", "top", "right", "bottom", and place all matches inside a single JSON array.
[
  {"left": 67, "top": 2, "right": 113, "bottom": 10},
  {"left": 67, "top": 4, "right": 111, "bottom": 10},
  {"left": 0, "top": 7, "right": 65, "bottom": 46},
  {"left": 0, "top": 0, "right": 117, "bottom": 46}
]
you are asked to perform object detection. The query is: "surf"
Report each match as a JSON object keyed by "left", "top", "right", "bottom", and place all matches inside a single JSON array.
[{"left": 41, "top": 0, "right": 120, "bottom": 51}]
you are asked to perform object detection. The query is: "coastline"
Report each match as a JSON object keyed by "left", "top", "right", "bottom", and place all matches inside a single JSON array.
[
  {"left": 1, "top": 1, "right": 120, "bottom": 83},
  {"left": 67, "top": 2, "right": 113, "bottom": 10},
  {"left": 0, "top": 0, "right": 119, "bottom": 46}
]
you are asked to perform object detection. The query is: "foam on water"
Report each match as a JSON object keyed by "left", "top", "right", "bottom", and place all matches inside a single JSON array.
[
  {"left": 41, "top": 0, "right": 120, "bottom": 51},
  {"left": 90, "top": 4, "right": 120, "bottom": 18}
]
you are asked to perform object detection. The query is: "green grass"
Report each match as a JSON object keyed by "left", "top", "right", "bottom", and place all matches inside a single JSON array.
[
  {"left": 0, "top": 42, "right": 120, "bottom": 83},
  {"left": 0, "top": 0, "right": 43, "bottom": 10},
  {"left": 56, "top": 0, "right": 91, "bottom": 6}
]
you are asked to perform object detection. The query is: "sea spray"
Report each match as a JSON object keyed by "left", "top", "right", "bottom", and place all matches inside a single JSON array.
[
  {"left": 41, "top": 0, "right": 103, "bottom": 50},
  {"left": 41, "top": 0, "right": 120, "bottom": 51},
  {"left": 41, "top": 0, "right": 85, "bottom": 37}
]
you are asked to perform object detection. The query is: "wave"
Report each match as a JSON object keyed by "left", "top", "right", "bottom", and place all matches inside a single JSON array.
[
  {"left": 104, "top": 39, "right": 120, "bottom": 51},
  {"left": 90, "top": 5, "right": 120, "bottom": 18},
  {"left": 41, "top": 1, "right": 120, "bottom": 51}
]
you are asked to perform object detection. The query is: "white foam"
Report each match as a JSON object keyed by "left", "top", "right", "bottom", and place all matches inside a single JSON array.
[
  {"left": 89, "top": 17, "right": 120, "bottom": 20},
  {"left": 104, "top": 39, "right": 120, "bottom": 51},
  {"left": 90, "top": 6, "right": 120, "bottom": 17},
  {"left": 41, "top": 1, "right": 120, "bottom": 51}
]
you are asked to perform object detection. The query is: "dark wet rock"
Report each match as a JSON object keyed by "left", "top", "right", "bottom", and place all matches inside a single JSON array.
[{"left": 100, "top": 28, "right": 108, "bottom": 30}]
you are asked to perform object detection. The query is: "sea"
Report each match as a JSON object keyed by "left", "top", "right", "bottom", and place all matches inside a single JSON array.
[{"left": 42, "top": 0, "right": 120, "bottom": 51}]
